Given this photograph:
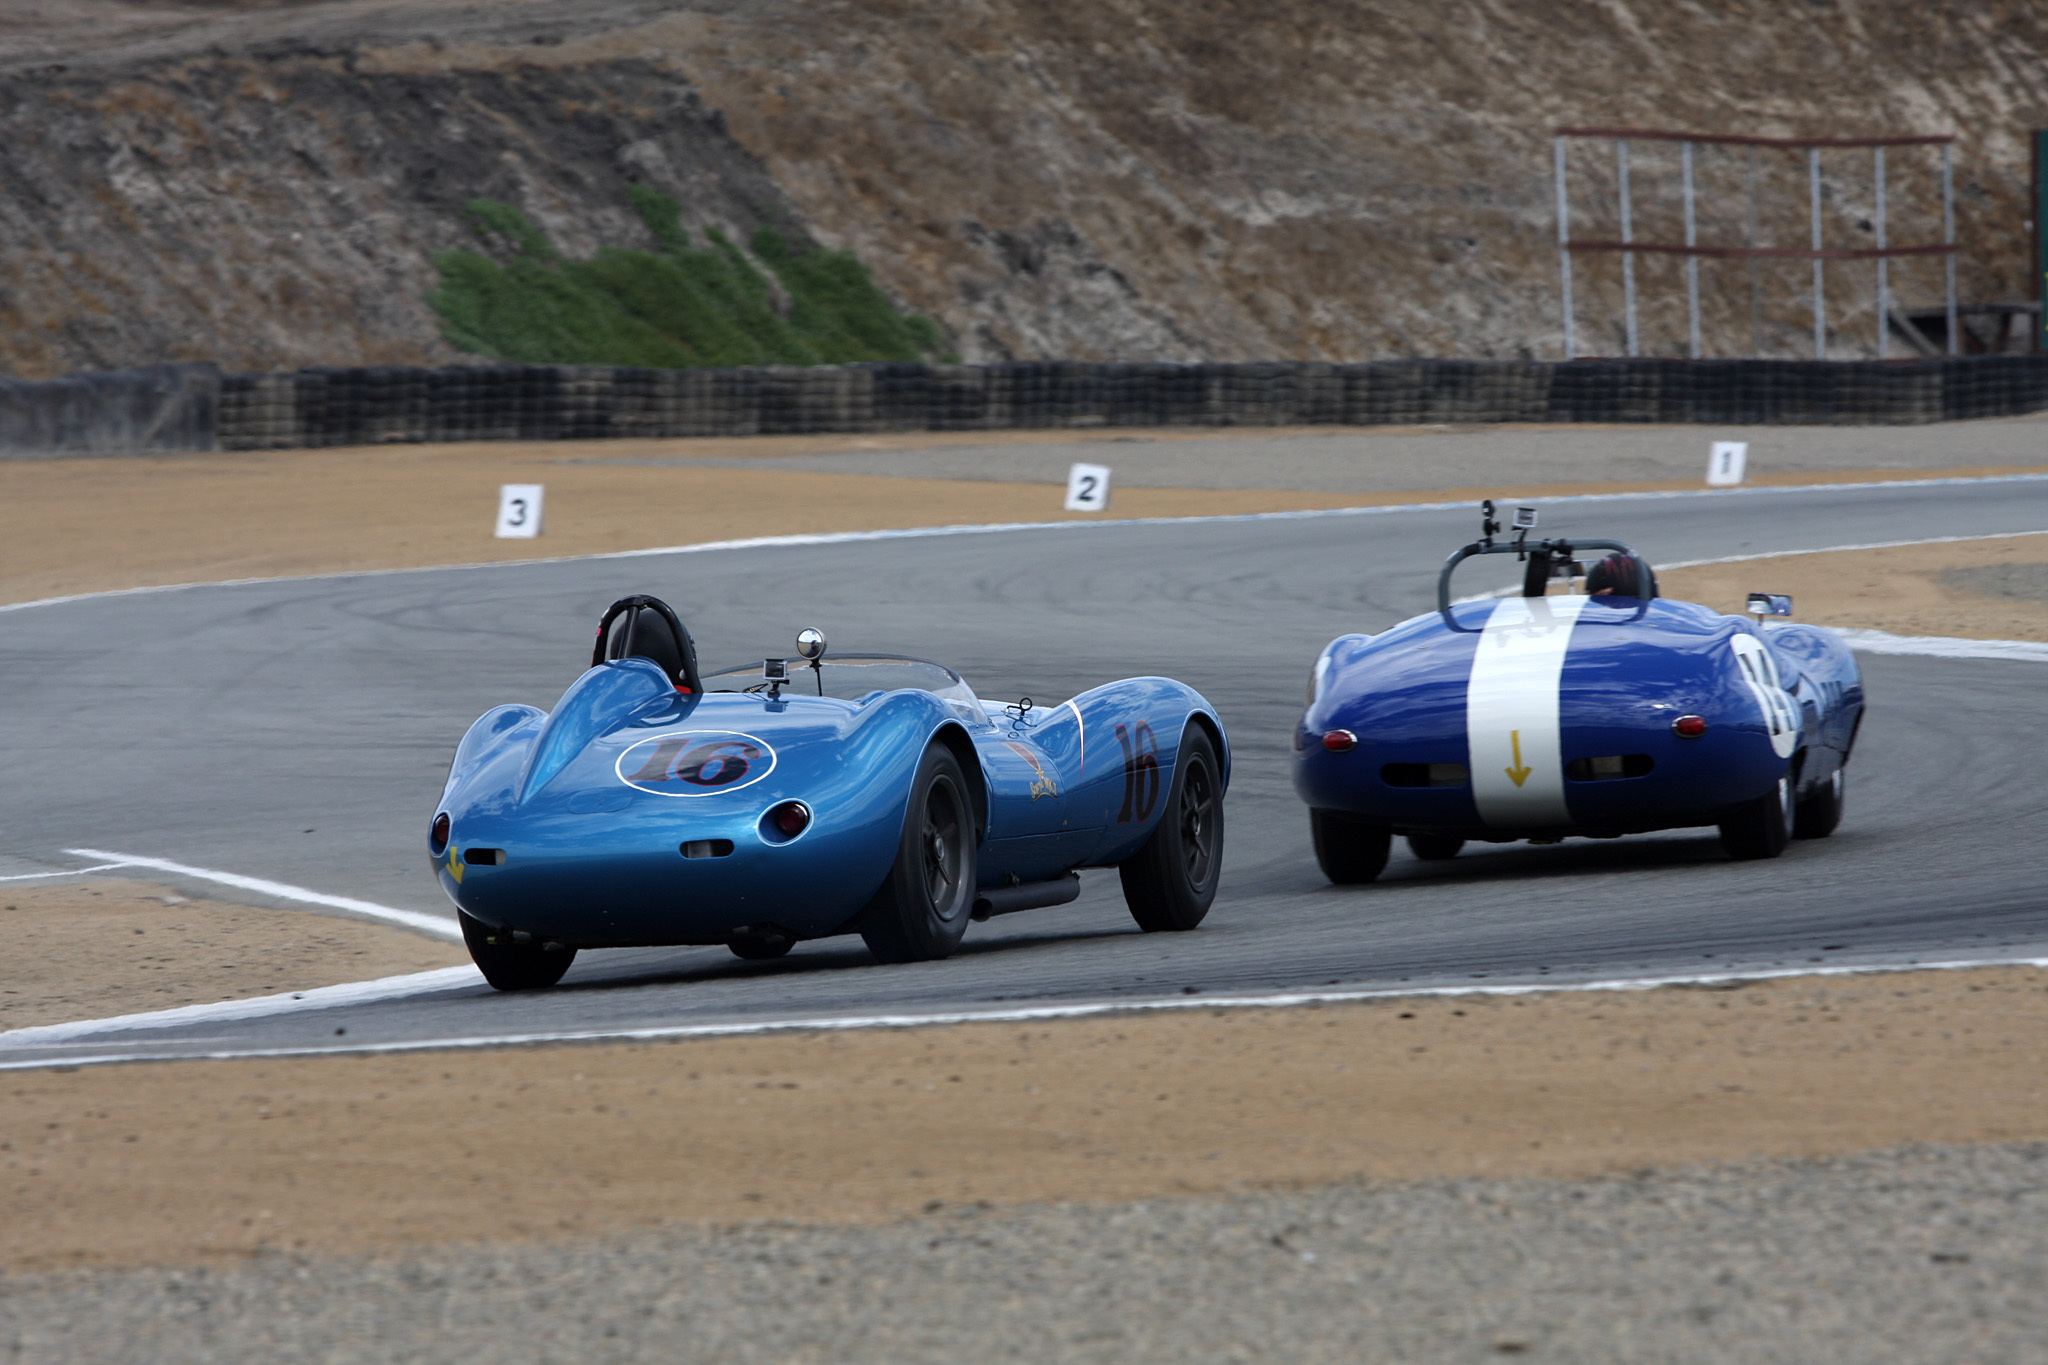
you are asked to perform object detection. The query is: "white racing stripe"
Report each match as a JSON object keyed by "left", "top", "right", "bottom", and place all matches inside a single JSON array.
[
  {"left": 2, "top": 953, "right": 2044, "bottom": 1072},
  {"left": 1466, "top": 596, "right": 1588, "bottom": 827},
  {"left": 62, "top": 847, "right": 461, "bottom": 940}
]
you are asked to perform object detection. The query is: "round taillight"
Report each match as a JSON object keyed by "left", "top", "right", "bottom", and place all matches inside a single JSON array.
[
  {"left": 1322, "top": 729, "right": 1358, "bottom": 753},
  {"left": 770, "top": 801, "right": 811, "bottom": 837},
  {"left": 430, "top": 812, "right": 451, "bottom": 854},
  {"left": 1671, "top": 715, "right": 1708, "bottom": 738}
]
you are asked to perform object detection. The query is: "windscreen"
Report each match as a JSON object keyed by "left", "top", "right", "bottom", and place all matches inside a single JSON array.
[{"left": 701, "top": 654, "right": 981, "bottom": 710}]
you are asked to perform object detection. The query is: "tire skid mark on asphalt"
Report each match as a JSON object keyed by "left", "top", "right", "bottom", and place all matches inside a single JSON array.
[
  {"left": 4, "top": 951, "right": 2045, "bottom": 1073},
  {"left": 3, "top": 472, "right": 2045, "bottom": 618}
]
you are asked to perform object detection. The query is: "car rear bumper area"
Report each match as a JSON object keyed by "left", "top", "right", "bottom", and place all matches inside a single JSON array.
[
  {"left": 441, "top": 835, "right": 882, "bottom": 948},
  {"left": 1295, "top": 734, "right": 1784, "bottom": 837}
]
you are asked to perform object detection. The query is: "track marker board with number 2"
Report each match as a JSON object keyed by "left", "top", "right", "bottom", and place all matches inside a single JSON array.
[{"left": 1065, "top": 462, "right": 1112, "bottom": 512}]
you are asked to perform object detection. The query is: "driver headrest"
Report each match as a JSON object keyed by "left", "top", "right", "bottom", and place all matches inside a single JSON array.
[
  {"left": 592, "top": 595, "right": 700, "bottom": 692},
  {"left": 1585, "top": 553, "right": 1657, "bottom": 599}
]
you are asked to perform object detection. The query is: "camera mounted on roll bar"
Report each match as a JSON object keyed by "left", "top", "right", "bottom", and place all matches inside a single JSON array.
[{"left": 1477, "top": 499, "right": 1544, "bottom": 558}]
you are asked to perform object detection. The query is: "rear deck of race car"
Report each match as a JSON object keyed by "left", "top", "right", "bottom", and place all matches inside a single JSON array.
[
  {"left": 434, "top": 688, "right": 968, "bottom": 945},
  {"left": 1296, "top": 635, "right": 1790, "bottom": 835}
]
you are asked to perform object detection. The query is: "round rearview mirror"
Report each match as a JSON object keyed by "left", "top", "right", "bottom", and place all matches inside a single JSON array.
[{"left": 795, "top": 627, "right": 827, "bottom": 661}]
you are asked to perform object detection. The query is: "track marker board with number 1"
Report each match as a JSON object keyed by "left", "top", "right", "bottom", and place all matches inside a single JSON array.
[
  {"left": 1064, "top": 462, "right": 1112, "bottom": 512},
  {"left": 495, "top": 484, "right": 544, "bottom": 538},
  {"left": 1707, "top": 442, "right": 1747, "bottom": 487}
]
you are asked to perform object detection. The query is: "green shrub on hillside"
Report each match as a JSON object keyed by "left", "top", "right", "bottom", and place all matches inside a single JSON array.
[{"left": 428, "top": 189, "right": 950, "bottom": 368}]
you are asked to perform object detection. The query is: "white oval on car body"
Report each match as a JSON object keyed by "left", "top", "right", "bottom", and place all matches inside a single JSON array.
[{"left": 615, "top": 730, "right": 779, "bottom": 798}]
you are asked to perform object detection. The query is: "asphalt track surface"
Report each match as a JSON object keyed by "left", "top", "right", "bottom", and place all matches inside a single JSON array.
[{"left": 4, "top": 477, "right": 2047, "bottom": 1064}]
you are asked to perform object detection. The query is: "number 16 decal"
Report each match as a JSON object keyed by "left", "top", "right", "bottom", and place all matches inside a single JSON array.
[{"left": 1115, "top": 721, "right": 1160, "bottom": 823}]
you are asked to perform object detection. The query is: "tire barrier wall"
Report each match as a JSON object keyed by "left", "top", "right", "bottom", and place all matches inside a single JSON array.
[
  {"left": 216, "top": 358, "right": 2048, "bottom": 450},
  {"left": 0, "top": 364, "right": 220, "bottom": 457},
  {"left": 7, "top": 358, "right": 2048, "bottom": 456}
]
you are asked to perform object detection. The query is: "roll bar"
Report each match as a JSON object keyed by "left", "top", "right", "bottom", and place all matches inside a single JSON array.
[
  {"left": 1436, "top": 502, "right": 1641, "bottom": 630},
  {"left": 591, "top": 594, "right": 702, "bottom": 693}
]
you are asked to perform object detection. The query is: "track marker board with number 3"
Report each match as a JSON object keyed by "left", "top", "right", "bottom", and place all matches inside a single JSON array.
[
  {"left": 1064, "top": 462, "right": 1112, "bottom": 512},
  {"left": 495, "top": 484, "right": 544, "bottom": 538}
]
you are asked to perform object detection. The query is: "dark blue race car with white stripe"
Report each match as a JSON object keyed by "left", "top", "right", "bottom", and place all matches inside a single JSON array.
[
  {"left": 1294, "top": 504, "right": 1864, "bottom": 882},
  {"left": 433, "top": 595, "right": 1228, "bottom": 989}
]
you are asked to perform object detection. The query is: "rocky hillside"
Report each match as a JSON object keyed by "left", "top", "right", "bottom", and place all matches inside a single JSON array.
[{"left": 3, "top": 0, "right": 2044, "bottom": 377}]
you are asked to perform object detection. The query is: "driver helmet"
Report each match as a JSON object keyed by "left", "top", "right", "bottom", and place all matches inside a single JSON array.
[{"left": 1584, "top": 552, "right": 1655, "bottom": 598}]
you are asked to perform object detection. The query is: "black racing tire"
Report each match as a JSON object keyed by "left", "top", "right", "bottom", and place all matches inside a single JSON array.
[
  {"left": 460, "top": 911, "right": 577, "bottom": 991},
  {"left": 1311, "top": 808, "right": 1392, "bottom": 884},
  {"left": 1793, "top": 763, "right": 1846, "bottom": 840},
  {"left": 1406, "top": 832, "right": 1466, "bottom": 861},
  {"left": 1719, "top": 769, "right": 1796, "bottom": 861},
  {"left": 728, "top": 935, "right": 795, "bottom": 961},
  {"left": 1120, "top": 726, "right": 1225, "bottom": 933},
  {"left": 860, "top": 745, "right": 977, "bottom": 964}
]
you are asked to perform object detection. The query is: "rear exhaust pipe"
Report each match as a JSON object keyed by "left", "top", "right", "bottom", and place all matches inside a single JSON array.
[{"left": 971, "top": 872, "right": 1081, "bottom": 921}]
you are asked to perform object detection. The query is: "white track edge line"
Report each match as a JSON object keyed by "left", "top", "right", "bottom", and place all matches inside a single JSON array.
[
  {"left": 1827, "top": 629, "right": 2048, "bottom": 662},
  {"left": 4, "top": 952, "right": 2044, "bottom": 1071},
  {"left": 4, "top": 472, "right": 2044, "bottom": 617},
  {"left": 0, "top": 862, "right": 129, "bottom": 882},
  {"left": 1657, "top": 527, "right": 2048, "bottom": 570},
  {"left": 62, "top": 848, "right": 461, "bottom": 940},
  {"left": 0, "top": 966, "right": 484, "bottom": 1047}
]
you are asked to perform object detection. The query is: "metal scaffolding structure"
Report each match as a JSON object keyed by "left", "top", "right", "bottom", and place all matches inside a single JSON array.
[{"left": 1554, "top": 127, "right": 1957, "bottom": 361}]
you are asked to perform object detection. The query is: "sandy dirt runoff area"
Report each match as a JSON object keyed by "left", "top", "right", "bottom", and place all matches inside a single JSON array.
[
  {"left": 4, "top": 966, "right": 2045, "bottom": 1269},
  {"left": 0, "top": 881, "right": 469, "bottom": 1033},
  {"left": 1661, "top": 532, "right": 2048, "bottom": 641},
  {"left": 5, "top": 423, "right": 2047, "bottom": 1277}
]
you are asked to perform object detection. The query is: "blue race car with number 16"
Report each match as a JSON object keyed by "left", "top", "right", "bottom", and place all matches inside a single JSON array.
[{"left": 433, "top": 595, "right": 1229, "bottom": 988}]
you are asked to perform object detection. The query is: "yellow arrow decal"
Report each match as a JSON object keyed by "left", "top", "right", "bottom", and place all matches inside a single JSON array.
[{"left": 1504, "top": 729, "right": 1533, "bottom": 787}]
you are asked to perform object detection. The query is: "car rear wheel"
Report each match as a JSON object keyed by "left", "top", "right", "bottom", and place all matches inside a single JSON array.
[
  {"left": 460, "top": 911, "right": 577, "bottom": 991},
  {"left": 1719, "top": 770, "right": 1796, "bottom": 860},
  {"left": 1120, "top": 727, "right": 1224, "bottom": 932},
  {"left": 1793, "top": 764, "right": 1845, "bottom": 839},
  {"left": 860, "top": 746, "right": 977, "bottom": 964},
  {"left": 1311, "top": 808, "right": 1392, "bottom": 884},
  {"left": 1406, "top": 832, "right": 1465, "bottom": 861}
]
